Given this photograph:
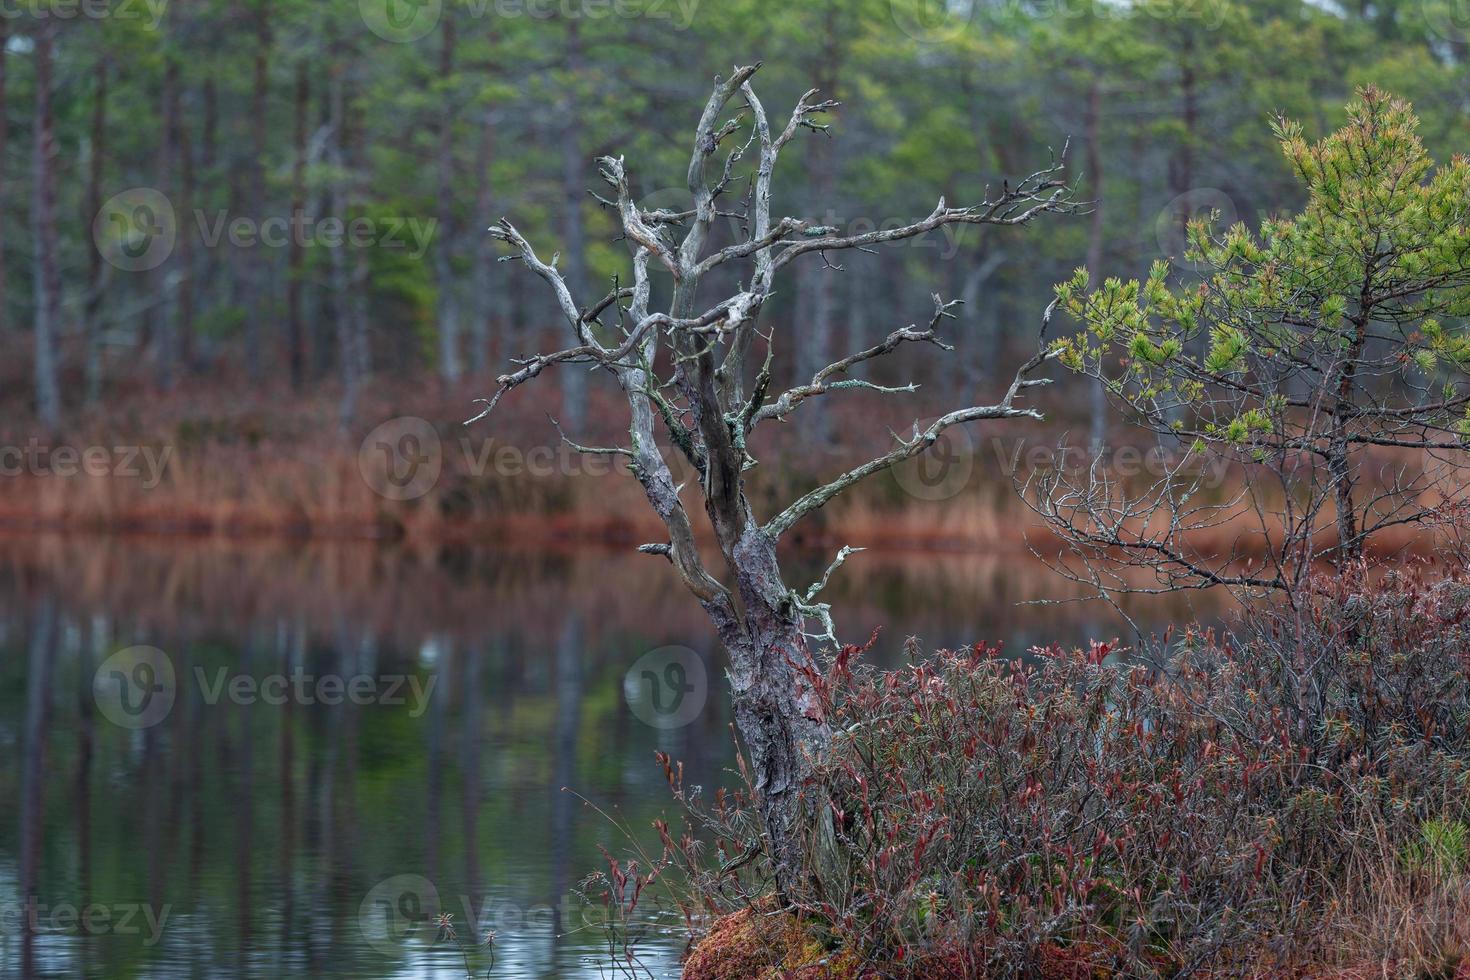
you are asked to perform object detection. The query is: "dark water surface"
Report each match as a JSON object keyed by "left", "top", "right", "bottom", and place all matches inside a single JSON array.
[{"left": 0, "top": 536, "right": 1207, "bottom": 978}]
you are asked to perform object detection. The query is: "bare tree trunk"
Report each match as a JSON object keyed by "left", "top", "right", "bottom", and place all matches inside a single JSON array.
[
  {"left": 1330, "top": 315, "right": 1369, "bottom": 565},
  {"left": 32, "top": 23, "right": 62, "bottom": 430},
  {"left": 286, "top": 63, "right": 308, "bottom": 388},
  {"left": 666, "top": 221, "right": 835, "bottom": 897},
  {"left": 84, "top": 59, "right": 107, "bottom": 405},
  {"left": 435, "top": 15, "right": 461, "bottom": 384},
  {"left": 1084, "top": 81, "right": 1107, "bottom": 452},
  {"left": 620, "top": 329, "right": 832, "bottom": 899},
  {"left": 723, "top": 551, "right": 832, "bottom": 898},
  {"left": 557, "top": 21, "right": 588, "bottom": 430}
]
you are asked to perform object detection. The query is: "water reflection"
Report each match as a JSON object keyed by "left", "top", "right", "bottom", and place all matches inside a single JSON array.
[{"left": 0, "top": 536, "right": 1210, "bottom": 978}]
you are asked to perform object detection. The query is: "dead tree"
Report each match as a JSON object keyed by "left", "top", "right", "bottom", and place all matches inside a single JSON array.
[{"left": 471, "top": 64, "right": 1077, "bottom": 896}]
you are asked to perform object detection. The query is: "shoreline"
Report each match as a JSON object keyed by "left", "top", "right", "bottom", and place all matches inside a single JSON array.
[{"left": 0, "top": 508, "right": 1058, "bottom": 556}]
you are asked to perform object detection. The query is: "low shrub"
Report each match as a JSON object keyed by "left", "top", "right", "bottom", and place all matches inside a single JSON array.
[{"left": 611, "top": 565, "right": 1470, "bottom": 977}]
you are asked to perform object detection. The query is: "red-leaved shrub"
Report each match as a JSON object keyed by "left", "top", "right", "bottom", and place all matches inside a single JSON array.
[{"left": 624, "top": 565, "right": 1470, "bottom": 977}]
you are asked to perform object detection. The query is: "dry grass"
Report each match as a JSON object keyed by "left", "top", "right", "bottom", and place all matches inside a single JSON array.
[
  {"left": 1272, "top": 813, "right": 1470, "bottom": 978},
  {"left": 0, "top": 371, "right": 1446, "bottom": 566}
]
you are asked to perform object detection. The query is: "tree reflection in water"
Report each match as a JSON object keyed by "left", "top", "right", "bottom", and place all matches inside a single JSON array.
[{"left": 0, "top": 536, "right": 1206, "bottom": 978}]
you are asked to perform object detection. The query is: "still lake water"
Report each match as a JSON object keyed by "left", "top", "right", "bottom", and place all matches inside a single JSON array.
[{"left": 0, "top": 535, "right": 1206, "bottom": 978}]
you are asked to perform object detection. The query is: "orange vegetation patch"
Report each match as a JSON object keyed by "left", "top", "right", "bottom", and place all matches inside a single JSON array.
[{"left": 682, "top": 905, "right": 859, "bottom": 979}]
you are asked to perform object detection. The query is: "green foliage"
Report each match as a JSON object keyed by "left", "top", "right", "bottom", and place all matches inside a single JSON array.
[
  {"left": 1056, "top": 88, "right": 1470, "bottom": 462},
  {"left": 5, "top": 0, "right": 1468, "bottom": 401},
  {"left": 1403, "top": 818, "right": 1470, "bottom": 877}
]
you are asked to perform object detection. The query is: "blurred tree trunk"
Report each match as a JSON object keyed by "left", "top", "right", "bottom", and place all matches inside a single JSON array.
[
  {"left": 435, "top": 15, "right": 461, "bottom": 384},
  {"left": 311, "top": 79, "right": 333, "bottom": 381},
  {"left": 246, "top": 0, "right": 270, "bottom": 382},
  {"left": 471, "top": 103, "right": 496, "bottom": 376},
  {"left": 32, "top": 23, "right": 62, "bottom": 430},
  {"left": 796, "top": 3, "right": 843, "bottom": 447},
  {"left": 18, "top": 598, "right": 55, "bottom": 979},
  {"left": 194, "top": 73, "right": 221, "bottom": 364},
  {"left": 1165, "top": 34, "right": 1200, "bottom": 267},
  {"left": 329, "top": 56, "right": 369, "bottom": 429},
  {"left": 328, "top": 61, "right": 354, "bottom": 424},
  {"left": 202, "top": 79, "right": 217, "bottom": 172},
  {"left": 958, "top": 246, "right": 1003, "bottom": 390},
  {"left": 346, "top": 97, "right": 371, "bottom": 382},
  {"left": 176, "top": 110, "right": 196, "bottom": 375},
  {"left": 0, "top": 20, "right": 8, "bottom": 336},
  {"left": 83, "top": 59, "right": 107, "bottom": 404},
  {"left": 1084, "top": 80, "right": 1107, "bottom": 452},
  {"left": 1167, "top": 38, "right": 1201, "bottom": 434},
  {"left": 286, "top": 63, "right": 308, "bottom": 388},
  {"left": 157, "top": 52, "right": 180, "bottom": 390},
  {"left": 557, "top": 21, "right": 588, "bottom": 430}
]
